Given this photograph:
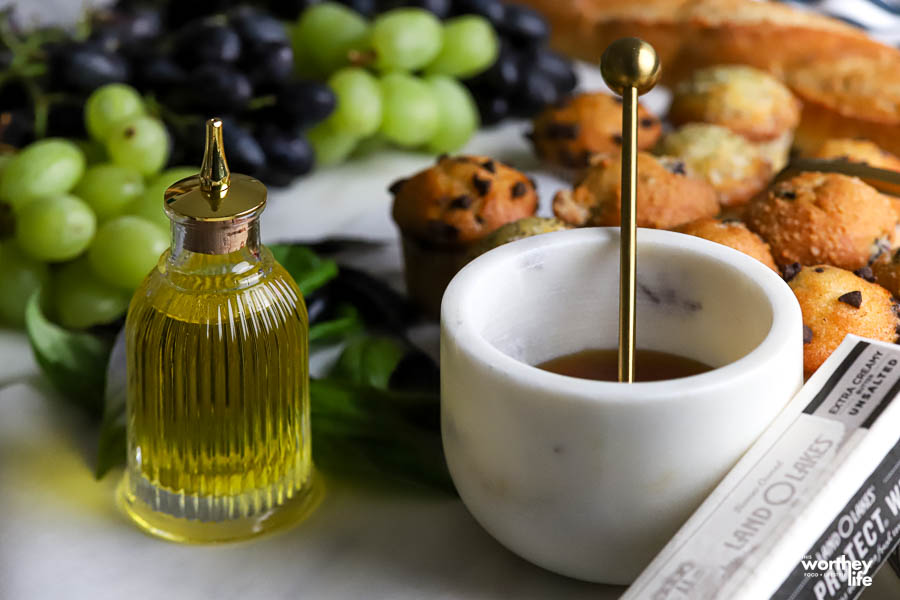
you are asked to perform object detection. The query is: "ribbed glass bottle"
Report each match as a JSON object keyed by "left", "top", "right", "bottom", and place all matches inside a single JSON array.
[{"left": 117, "top": 119, "right": 321, "bottom": 543}]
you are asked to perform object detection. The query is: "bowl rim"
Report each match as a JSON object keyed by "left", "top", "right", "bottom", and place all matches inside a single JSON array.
[{"left": 440, "top": 227, "right": 802, "bottom": 404}]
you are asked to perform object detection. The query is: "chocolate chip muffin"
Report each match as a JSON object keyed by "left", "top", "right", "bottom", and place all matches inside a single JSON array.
[
  {"left": 674, "top": 217, "right": 778, "bottom": 271},
  {"left": 745, "top": 172, "right": 898, "bottom": 270},
  {"left": 552, "top": 151, "right": 719, "bottom": 230},
  {"left": 669, "top": 65, "right": 801, "bottom": 171},
  {"left": 785, "top": 264, "right": 898, "bottom": 377},
  {"left": 390, "top": 154, "right": 538, "bottom": 317},
  {"left": 656, "top": 123, "right": 773, "bottom": 209},
  {"left": 808, "top": 138, "right": 900, "bottom": 171},
  {"left": 468, "top": 216, "right": 569, "bottom": 259},
  {"left": 527, "top": 92, "right": 662, "bottom": 177}
]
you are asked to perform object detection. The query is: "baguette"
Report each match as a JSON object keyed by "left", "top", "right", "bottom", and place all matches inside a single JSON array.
[{"left": 519, "top": 0, "right": 900, "bottom": 155}]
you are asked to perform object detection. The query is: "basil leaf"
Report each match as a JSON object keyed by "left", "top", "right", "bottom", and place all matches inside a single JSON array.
[
  {"left": 24, "top": 292, "right": 113, "bottom": 417},
  {"left": 269, "top": 244, "right": 338, "bottom": 295},
  {"left": 309, "top": 304, "right": 362, "bottom": 345},
  {"left": 330, "top": 335, "right": 406, "bottom": 390}
]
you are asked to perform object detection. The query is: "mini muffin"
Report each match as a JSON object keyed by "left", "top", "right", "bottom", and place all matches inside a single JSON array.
[
  {"left": 871, "top": 250, "right": 900, "bottom": 297},
  {"left": 390, "top": 154, "right": 538, "bottom": 318},
  {"left": 786, "top": 264, "right": 898, "bottom": 378},
  {"left": 528, "top": 92, "right": 662, "bottom": 176},
  {"left": 745, "top": 172, "right": 897, "bottom": 270},
  {"left": 656, "top": 123, "right": 772, "bottom": 208},
  {"left": 552, "top": 151, "right": 719, "bottom": 229},
  {"left": 468, "top": 216, "right": 570, "bottom": 259},
  {"left": 674, "top": 217, "right": 778, "bottom": 271},
  {"left": 669, "top": 65, "right": 801, "bottom": 171},
  {"left": 808, "top": 138, "right": 900, "bottom": 171}
]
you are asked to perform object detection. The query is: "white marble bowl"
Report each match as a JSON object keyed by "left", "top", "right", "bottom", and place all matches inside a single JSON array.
[{"left": 440, "top": 227, "right": 803, "bottom": 584}]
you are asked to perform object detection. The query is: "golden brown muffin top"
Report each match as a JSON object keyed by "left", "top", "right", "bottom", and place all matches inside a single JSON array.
[
  {"left": 809, "top": 138, "right": 900, "bottom": 171},
  {"left": 528, "top": 92, "right": 662, "bottom": 169},
  {"left": 675, "top": 217, "right": 778, "bottom": 271},
  {"left": 552, "top": 151, "right": 719, "bottom": 230},
  {"left": 656, "top": 123, "right": 773, "bottom": 208},
  {"left": 786, "top": 264, "right": 898, "bottom": 377},
  {"left": 669, "top": 65, "right": 801, "bottom": 142},
  {"left": 745, "top": 172, "right": 897, "bottom": 270},
  {"left": 390, "top": 155, "right": 538, "bottom": 247}
]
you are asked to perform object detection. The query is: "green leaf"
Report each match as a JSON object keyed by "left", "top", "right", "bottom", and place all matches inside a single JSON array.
[
  {"left": 24, "top": 291, "right": 113, "bottom": 417},
  {"left": 309, "top": 304, "right": 363, "bottom": 344},
  {"left": 95, "top": 401, "right": 126, "bottom": 478},
  {"left": 310, "top": 377, "right": 453, "bottom": 493},
  {"left": 330, "top": 335, "right": 406, "bottom": 389},
  {"left": 269, "top": 243, "right": 338, "bottom": 295}
]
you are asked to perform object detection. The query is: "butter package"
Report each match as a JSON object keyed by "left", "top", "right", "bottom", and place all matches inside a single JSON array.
[{"left": 625, "top": 335, "right": 900, "bottom": 600}]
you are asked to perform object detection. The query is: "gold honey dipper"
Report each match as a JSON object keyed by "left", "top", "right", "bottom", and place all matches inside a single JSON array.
[{"left": 600, "top": 38, "right": 661, "bottom": 383}]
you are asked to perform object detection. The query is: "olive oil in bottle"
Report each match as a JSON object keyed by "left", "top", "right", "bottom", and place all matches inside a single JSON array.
[{"left": 118, "top": 118, "right": 321, "bottom": 543}]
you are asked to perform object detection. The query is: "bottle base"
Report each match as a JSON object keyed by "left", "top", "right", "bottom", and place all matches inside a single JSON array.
[{"left": 116, "top": 471, "right": 324, "bottom": 544}]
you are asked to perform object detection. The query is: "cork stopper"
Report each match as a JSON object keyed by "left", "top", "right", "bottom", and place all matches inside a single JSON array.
[{"left": 164, "top": 118, "right": 267, "bottom": 254}]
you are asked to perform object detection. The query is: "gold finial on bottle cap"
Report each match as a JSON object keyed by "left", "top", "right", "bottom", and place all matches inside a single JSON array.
[
  {"left": 600, "top": 37, "right": 661, "bottom": 97},
  {"left": 200, "top": 118, "right": 230, "bottom": 199},
  {"left": 164, "top": 118, "right": 267, "bottom": 255},
  {"left": 600, "top": 38, "right": 660, "bottom": 384}
]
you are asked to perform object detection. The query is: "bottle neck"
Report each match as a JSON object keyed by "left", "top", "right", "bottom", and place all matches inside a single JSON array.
[
  {"left": 165, "top": 218, "right": 266, "bottom": 291},
  {"left": 170, "top": 217, "right": 261, "bottom": 262}
]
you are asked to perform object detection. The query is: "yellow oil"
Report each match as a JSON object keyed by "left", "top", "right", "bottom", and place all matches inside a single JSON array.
[{"left": 118, "top": 242, "right": 321, "bottom": 543}]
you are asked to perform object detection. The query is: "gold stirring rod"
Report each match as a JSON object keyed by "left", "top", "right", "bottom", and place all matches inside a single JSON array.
[{"left": 600, "top": 38, "right": 661, "bottom": 383}]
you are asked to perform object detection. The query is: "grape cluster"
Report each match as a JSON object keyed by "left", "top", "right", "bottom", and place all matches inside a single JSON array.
[
  {"left": 0, "top": 84, "right": 192, "bottom": 329},
  {"left": 288, "top": 2, "right": 497, "bottom": 163},
  {"left": 455, "top": 0, "right": 577, "bottom": 125}
]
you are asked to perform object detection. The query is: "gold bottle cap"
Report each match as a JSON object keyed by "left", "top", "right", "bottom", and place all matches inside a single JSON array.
[{"left": 164, "top": 118, "right": 267, "bottom": 254}]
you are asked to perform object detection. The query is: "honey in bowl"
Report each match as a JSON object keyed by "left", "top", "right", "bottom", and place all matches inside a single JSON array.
[{"left": 537, "top": 348, "right": 713, "bottom": 382}]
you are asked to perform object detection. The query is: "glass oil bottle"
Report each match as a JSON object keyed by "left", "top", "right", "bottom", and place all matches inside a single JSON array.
[{"left": 118, "top": 118, "right": 321, "bottom": 543}]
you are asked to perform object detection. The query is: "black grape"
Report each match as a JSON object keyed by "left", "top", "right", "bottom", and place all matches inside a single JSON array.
[
  {"left": 174, "top": 21, "right": 242, "bottom": 66},
  {"left": 0, "top": 108, "right": 35, "bottom": 147},
  {"left": 229, "top": 7, "right": 290, "bottom": 50},
  {"left": 339, "top": 0, "right": 378, "bottom": 18},
  {"left": 452, "top": 0, "right": 505, "bottom": 25},
  {"left": 51, "top": 44, "right": 130, "bottom": 92},
  {"left": 46, "top": 101, "right": 87, "bottom": 138},
  {"left": 499, "top": 4, "right": 549, "bottom": 45},
  {"left": 275, "top": 81, "right": 336, "bottom": 128},
  {"left": 244, "top": 42, "right": 294, "bottom": 88},
  {"left": 257, "top": 126, "right": 315, "bottom": 176},
  {"left": 513, "top": 70, "right": 559, "bottom": 117},
  {"left": 531, "top": 48, "right": 578, "bottom": 93},
  {"left": 472, "top": 92, "right": 509, "bottom": 126},
  {"left": 188, "top": 64, "right": 253, "bottom": 112},
  {"left": 220, "top": 118, "right": 267, "bottom": 175}
]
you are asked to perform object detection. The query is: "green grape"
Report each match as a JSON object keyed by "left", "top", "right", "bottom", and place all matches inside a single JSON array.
[
  {"left": 84, "top": 83, "right": 145, "bottom": 142},
  {"left": 53, "top": 257, "right": 131, "bottom": 329},
  {"left": 371, "top": 8, "right": 442, "bottom": 72},
  {"left": 327, "top": 67, "right": 383, "bottom": 137},
  {"left": 88, "top": 216, "right": 169, "bottom": 291},
  {"left": 378, "top": 73, "right": 439, "bottom": 147},
  {"left": 424, "top": 16, "right": 499, "bottom": 78},
  {"left": 424, "top": 75, "right": 480, "bottom": 153},
  {"left": 74, "top": 163, "right": 144, "bottom": 221},
  {"left": 15, "top": 194, "right": 96, "bottom": 262},
  {"left": 307, "top": 120, "right": 359, "bottom": 166},
  {"left": 75, "top": 139, "right": 108, "bottom": 165},
  {"left": 0, "top": 139, "right": 86, "bottom": 211},
  {"left": 0, "top": 241, "right": 50, "bottom": 327},
  {"left": 105, "top": 116, "right": 169, "bottom": 177},
  {"left": 129, "top": 166, "right": 198, "bottom": 231},
  {"left": 294, "top": 2, "right": 369, "bottom": 76}
]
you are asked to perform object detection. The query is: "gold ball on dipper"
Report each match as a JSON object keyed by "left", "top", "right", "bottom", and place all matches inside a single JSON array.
[{"left": 600, "top": 37, "right": 661, "bottom": 96}]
